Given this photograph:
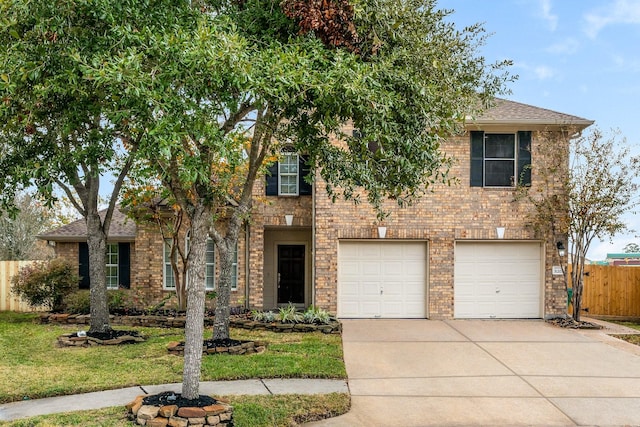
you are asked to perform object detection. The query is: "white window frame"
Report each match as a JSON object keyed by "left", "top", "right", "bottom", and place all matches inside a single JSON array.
[
  {"left": 278, "top": 146, "right": 299, "bottom": 196},
  {"left": 483, "top": 133, "right": 517, "bottom": 188},
  {"left": 231, "top": 243, "right": 238, "bottom": 291},
  {"left": 106, "top": 243, "right": 119, "bottom": 290},
  {"left": 163, "top": 239, "right": 176, "bottom": 290},
  {"left": 178, "top": 234, "right": 239, "bottom": 291},
  {"left": 205, "top": 238, "right": 215, "bottom": 291}
]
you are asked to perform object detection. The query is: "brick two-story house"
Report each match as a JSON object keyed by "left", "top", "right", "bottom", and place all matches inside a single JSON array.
[{"left": 39, "top": 99, "right": 593, "bottom": 319}]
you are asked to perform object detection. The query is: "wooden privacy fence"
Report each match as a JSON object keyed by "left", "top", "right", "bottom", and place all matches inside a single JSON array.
[
  {"left": 570, "top": 264, "right": 640, "bottom": 318},
  {"left": 0, "top": 260, "right": 46, "bottom": 312}
]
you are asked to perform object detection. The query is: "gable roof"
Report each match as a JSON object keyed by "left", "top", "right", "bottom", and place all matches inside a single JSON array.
[
  {"left": 470, "top": 98, "right": 594, "bottom": 128},
  {"left": 37, "top": 207, "right": 136, "bottom": 242}
]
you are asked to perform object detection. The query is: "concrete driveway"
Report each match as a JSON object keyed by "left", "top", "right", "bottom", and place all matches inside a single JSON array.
[{"left": 308, "top": 319, "right": 640, "bottom": 427}]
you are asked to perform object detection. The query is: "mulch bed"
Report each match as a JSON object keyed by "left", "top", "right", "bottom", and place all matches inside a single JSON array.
[
  {"left": 57, "top": 329, "right": 145, "bottom": 347},
  {"left": 167, "top": 337, "right": 266, "bottom": 356},
  {"left": 546, "top": 317, "right": 602, "bottom": 329},
  {"left": 77, "top": 329, "right": 144, "bottom": 341},
  {"left": 143, "top": 391, "right": 217, "bottom": 408}
]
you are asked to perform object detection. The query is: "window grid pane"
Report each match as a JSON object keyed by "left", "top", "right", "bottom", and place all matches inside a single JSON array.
[
  {"left": 231, "top": 243, "right": 238, "bottom": 290},
  {"left": 164, "top": 239, "right": 175, "bottom": 289},
  {"left": 279, "top": 152, "right": 299, "bottom": 195},
  {"left": 205, "top": 238, "right": 215, "bottom": 291},
  {"left": 484, "top": 134, "right": 516, "bottom": 187},
  {"left": 106, "top": 244, "right": 118, "bottom": 289}
]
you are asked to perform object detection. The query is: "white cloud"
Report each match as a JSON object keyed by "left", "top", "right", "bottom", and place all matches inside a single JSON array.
[
  {"left": 609, "top": 53, "right": 640, "bottom": 72},
  {"left": 534, "top": 65, "right": 556, "bottom": 80},
  {"left": 546, "top": 38, "right": 580, "bottom": 55},
  {"left": 584, "top": 0, "right": 640, "bottom": 38},
  {"left": 539, "top": 0, "right": 558, "bottom": 31},
  {"left": 515, "top": 62, "right": 558, "bottom": 81}
]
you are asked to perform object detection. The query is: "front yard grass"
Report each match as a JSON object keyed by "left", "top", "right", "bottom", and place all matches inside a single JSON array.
[
  {"left": 0, "top": 394, "right": 351, "bottom": 427},
  {"left": 611, "top": 321, "right": 640, "bottom": 346},
  {"left": 0, "top": 312, "right": 346, "bottom": 404}
]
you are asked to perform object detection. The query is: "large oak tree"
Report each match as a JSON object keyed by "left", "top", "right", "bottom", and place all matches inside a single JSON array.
[{"left": 2, "top": 0, "right": 513, "bottom": 400}]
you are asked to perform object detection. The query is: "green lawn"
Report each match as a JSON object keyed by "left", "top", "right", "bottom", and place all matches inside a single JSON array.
[
  {"left": 611, "top": 321, "right": 640, "bottom": 346},
  {"left": 0, "top": 312, "right": 346, "bottom": 403},
  {"left": 0, "top": 394, "right": 351, "bottom": 427}
]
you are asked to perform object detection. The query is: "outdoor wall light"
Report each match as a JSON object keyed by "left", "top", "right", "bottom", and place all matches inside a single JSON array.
[
  {"left": 496, "top": 227, "right": 505, "bottom": 239},
  {"left": 377, "top": 226, "right": 387, "bottom": 239},
  {"left": 557, "top": 241, "right": 566, "bottom": 257},
  {"left": 285, "top": 214, "right": 294, "bottom": 226}
]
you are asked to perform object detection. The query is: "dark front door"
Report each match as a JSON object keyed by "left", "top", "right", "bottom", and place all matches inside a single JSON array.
[{"left": 277, "top": 245, "right": 305, "bottom": 304}]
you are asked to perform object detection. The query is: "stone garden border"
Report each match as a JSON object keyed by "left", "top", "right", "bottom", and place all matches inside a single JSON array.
[{"left": 40, "top": 313, "right": 342, "bottom": 334}]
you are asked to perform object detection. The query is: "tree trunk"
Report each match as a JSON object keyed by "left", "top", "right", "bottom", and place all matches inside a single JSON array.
[
  {"left": 86, "top": 210, "right": 111, "bottom": 333},
  {"left": 181, "top": 206, "right": 210, "bottom": 400},
  {"left": 573, "top": 278, "right": 584, "bottom": 322},
  {"left": 213, "top": 239, "right": 235, "bottom": 341}
]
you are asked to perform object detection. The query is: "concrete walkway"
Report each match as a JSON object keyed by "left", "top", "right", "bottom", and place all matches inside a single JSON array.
[
  {"left": 308, "top": 318, "right": 640, "bottom": 427},
  {"left": 0, "top": 379, "right": 349, "bottom": 422}
]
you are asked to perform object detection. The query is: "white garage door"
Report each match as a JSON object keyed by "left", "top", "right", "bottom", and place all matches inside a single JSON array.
[
  {"left": 455, "top": 242, "right": 542, "bottom": 319},
  {"left": 338, "top": 241, "right": 427, "bottom": 318}
]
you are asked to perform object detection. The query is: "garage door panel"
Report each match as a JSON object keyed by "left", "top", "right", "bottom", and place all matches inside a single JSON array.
[
  {"left": 338, "top": 242, "right": 427, "bottom": 318},
  {"left": 455, "top": 242, "right": 542, "bottom": 319}
]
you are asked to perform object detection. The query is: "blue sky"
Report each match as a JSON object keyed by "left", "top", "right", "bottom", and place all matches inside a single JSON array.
[{"left": 438, "top": 0, "right": 640, "bottom": 260}]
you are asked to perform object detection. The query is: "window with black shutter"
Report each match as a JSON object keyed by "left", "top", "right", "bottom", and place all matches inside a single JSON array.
[
  {"left": 77, "top": 242, "right": 131, "bottom": 289},
  {"left": 265, "top": 150, "right": 312, "bottom": 196},
  {"left": 470, "top": 131, "right": 532, "bottom": 187},
  {"left": 78, "top": 242, "right": 90, "bottom": 289}
]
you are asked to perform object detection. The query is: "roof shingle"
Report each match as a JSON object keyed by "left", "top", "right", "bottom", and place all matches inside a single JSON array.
[
  {"left": 37, "top": 207, "right": 136, "bottom": 242},
  {"left": 471, "top": 98, "right": 593, "bottom": 127}
]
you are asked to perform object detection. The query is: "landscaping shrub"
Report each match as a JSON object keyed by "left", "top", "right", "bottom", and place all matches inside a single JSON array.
[
  {"left": 251, "top": 305, "right": 335, "bottom": 325},
  {"left": 64, "top": 290, "right": 91, "bottom": 314},
  {"left": 11, "top": 259, "right": 78, "bottom": 311}
]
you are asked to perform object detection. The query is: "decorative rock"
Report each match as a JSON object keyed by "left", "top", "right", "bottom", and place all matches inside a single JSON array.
[
  {"left": 188, "top": 417, "right": 206, "bottom": 425},
  {"left": 147, "top": 418, "right": 169, "bottom": 427},
  {"left": 203, "top": 404, "right": 227, "bottom": 416},
  {"left": 177, "top": 407, "right": 206, "bottom": 418},
  {"left": 126, "top": 396, "right": 145, "bottom": 415},
  {"left": 207, "top": 415, "right": 220, "bottom": 425},
  {"left": 167, "top": 416, "right": 188, "bottom": 427},
  {"left": 138, "top": 405, "right": 160, "bottom": 420},
  {"left": 159, "top": 405, "right": 178, "bottom": 418}
]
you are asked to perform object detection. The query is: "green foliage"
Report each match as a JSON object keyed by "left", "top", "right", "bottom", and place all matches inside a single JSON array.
[
  {"left": 63, "top": 290, "right": 91, "bottom": 314},
  {"left": 303, "top": 305, "right": 333, "bottom": 324},
  {"left": 0, "top": 193, "right": 55, "bottom": 260},
  {"left": 10, "top": 259, "right": 77, "bottom": 311},
  {"left": 517, "top": 127, "right": 640, "bottom": 321},
  {"left": 0, "top": 311, "right": 345, "bottom": 404},
  {"left": 252, "top": 305, "right": 335, "bottom": 325},
  {"left": 278, "top": 303, "right": 304, "bottom": 324},
  {"left": 251, "top": 309, "right": 278, "bottom": 323}
]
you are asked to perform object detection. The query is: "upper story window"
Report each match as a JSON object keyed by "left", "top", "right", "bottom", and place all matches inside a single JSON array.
[
  {"left": 265, "top": 148, "right": 312, "bottom": 196},
  {"left": 278, "top": 146, "right": 299, "bottom": 196},
  {"left": 470, "top": 131, "right": 532, "bottom": 188}
]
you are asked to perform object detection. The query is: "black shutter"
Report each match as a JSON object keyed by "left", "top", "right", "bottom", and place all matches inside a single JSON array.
[
  {"left": 118, "top": 243, "right": 131, "bottom": 289},
  {"left": 265, "top": 162, "right": 278, "bottom": 196},
  {"left": 470, "top": 131, "right": 484, "bottom": 187},
  {"left": 78, "top": 242, "right": 90, "bottom": 289},
  {"left": 299, "top": 155, "right": 312, "bottom": 195},
  {"left": 517, "top": 131, "right": 532, "bottom": 186}
]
